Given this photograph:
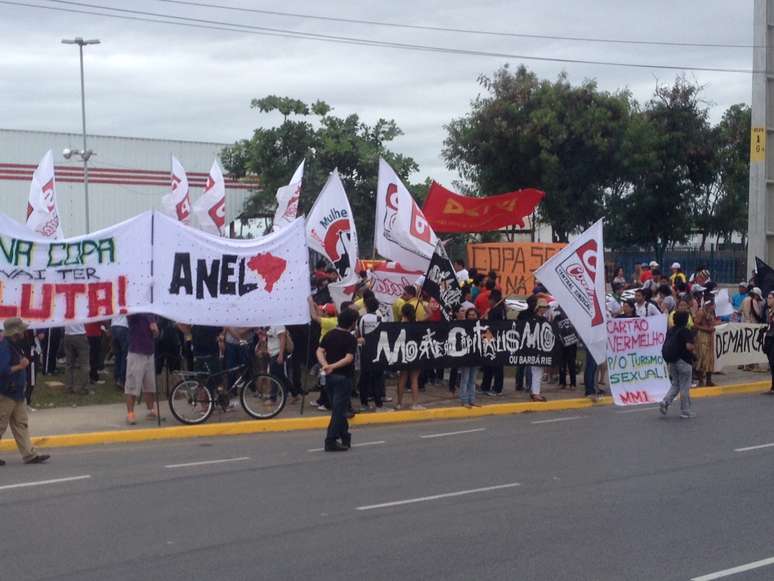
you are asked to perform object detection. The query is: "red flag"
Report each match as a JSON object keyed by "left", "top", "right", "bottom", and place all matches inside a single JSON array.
[{"left": 422, "top": 182, "right": 544, "bottom": 233}]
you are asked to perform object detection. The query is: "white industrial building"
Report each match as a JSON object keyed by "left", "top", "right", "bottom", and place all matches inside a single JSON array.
[{"left": 0, "top": 128, "right": 255, "bottom": 236}]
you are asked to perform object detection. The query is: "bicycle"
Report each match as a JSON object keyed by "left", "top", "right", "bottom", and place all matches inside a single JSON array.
[{"left": 168, "top": 361, "right": 287, "bottom": 425}]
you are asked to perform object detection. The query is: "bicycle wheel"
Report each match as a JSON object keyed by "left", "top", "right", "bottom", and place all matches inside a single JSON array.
[
  {"left": 240, "top": 373, "right": 287, "bottom": 419},
  {"left": 169, "top": 379, "right": 214, "bottom": 425}
]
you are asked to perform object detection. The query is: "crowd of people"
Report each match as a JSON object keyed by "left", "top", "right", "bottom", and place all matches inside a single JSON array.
[{"left": 2, "top": 255, "right": 774, "bottom": 458}]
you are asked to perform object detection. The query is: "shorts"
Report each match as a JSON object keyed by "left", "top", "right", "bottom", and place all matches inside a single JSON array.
[{"left": 125, "top": 352, "right": 156, "bottom": 397}]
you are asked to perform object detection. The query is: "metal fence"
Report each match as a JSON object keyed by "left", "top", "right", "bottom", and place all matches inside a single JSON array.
[{"left": 606, "top": 247, "right": 748, "bottom": 285}]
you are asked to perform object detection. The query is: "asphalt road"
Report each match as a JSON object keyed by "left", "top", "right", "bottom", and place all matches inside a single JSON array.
[{"left": 3, "top": 395, "right": 774, "bottom": 581}]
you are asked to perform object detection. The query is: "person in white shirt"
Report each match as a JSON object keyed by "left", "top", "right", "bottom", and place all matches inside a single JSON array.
[
  {"left": 266, "top": 326, "right": 293, "bottom": 402},
  {"left": 453, "top": 259, "right": 470, "bottom": 285},
  {"left": 634, "top": 289, "right": 660, "bottom": 317},
  {"left": 356, "top": 296, "right": 385, "bottom": 410},
  {"left": 63, "top": 324, "right": 89, "bottom": 395}
]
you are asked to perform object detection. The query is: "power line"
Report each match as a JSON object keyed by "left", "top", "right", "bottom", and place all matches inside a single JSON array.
[
  {"left": 149, "top": 0, "right": 756, "bottom": 50},
  {"left": 2, "top": 0, "right": 758, "bottom": 74}
]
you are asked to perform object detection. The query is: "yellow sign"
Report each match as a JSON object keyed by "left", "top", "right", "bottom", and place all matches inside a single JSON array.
[{"left": 751, "top": 127, "right": 766, "bottom": 162}]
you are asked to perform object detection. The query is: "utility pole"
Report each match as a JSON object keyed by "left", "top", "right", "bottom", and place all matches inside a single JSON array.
[
  {"left": 61, "top": 37, "right": 100, "bottom": 234},
  {"left": 748, "top": 1, "right": 773, "bottom": 274}
]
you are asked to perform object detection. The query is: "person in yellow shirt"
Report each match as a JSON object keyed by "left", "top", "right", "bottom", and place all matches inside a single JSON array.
[
  {"left": 669, "top": 262, "right": 687, "bottom": 287},
  {"left": 668, "top": 297, "right": 694, "bottom": 329},
  {"left": 392, "top": 286, "right": 427, "bottom": 322}
]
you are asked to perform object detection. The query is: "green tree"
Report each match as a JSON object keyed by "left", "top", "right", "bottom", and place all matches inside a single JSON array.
[
  {"left": 442, "top": 65, "right": 633, "bottom": 242},
  {"left": 608, "top": 78, "right": 717, "bottom": 262},
  {"left": 714, "top": 104, "right": 751, "bottom": 246},
  {"left": 221, "top": 96, "right": 418, "bottom": 254}
]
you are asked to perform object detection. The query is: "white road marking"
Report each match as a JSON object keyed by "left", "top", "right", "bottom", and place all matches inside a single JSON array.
[
  {"left": 531, "top": 416, "right": 583, "bottom": 424},
  {"left": 615, "top": 406, "right": 660, "bottom": 414},
  {"left": 419, "top": 428, "right": 486, "bottom": 439},
  {"left": 691, "top": 556, "right": 774, "bottom": 580},
  {"left": 0, "top": 475, "right": 91, "bottom": 492},
  {"left": 164, "top": 457, "right": 250, "bottom": 469},
  {"left": 307, "top": 441, "right": 386, "bottom": 453},
  {"left": 356, "top": 482, "right": 520, "bottom": 511},
  {"left": 734, "top": 442, "right": 774, "bottom": 453}
]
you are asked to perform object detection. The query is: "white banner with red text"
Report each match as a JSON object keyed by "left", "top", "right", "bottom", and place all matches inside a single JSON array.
[{"left": 606, "top": 315, "right": 670, "bottom": 406}]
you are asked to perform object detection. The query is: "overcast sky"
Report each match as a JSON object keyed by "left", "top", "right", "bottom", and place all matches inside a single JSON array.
[{"left": 0, "top": 1, "right": 754, "bottom": 185}]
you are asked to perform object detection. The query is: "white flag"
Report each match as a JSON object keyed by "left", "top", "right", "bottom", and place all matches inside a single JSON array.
[
  {"left": 534, "top": 219, "right": 607, "bottom": 364},
  {"left": 162, "top": 156, "right": 192, "bottom": 224},
  {"left": 306, "top": 169, "right": 358, "bottom": 280},
  {"left": 193, "top": 159, "right": 226, "bottom": 236},
  {"left": 374, "top": 158, "right": 437, "bottom": 271},
  {"left": 273, "top": 160, "right": 304, "bottom": 231},
  {"left": 26, "top": 150, "right": 63, "bottom": 238}
]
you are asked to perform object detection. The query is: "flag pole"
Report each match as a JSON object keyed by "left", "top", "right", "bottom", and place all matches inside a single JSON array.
[{"left": 150, "top": 212, "right": 161, "bottom": 427}]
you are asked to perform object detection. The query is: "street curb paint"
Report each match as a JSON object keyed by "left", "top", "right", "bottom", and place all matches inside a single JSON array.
[{"left": 2, "top": 380, "right": 770, "bottom": 451}]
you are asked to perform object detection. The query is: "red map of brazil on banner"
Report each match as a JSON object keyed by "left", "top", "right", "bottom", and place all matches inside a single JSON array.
[{"left": 422, "top": 182, "right": 544, "bottom": 233}]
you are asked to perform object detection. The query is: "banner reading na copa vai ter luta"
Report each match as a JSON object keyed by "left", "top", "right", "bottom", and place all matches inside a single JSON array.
[
  {"left": 606, "top": 315, "right": 669, "bottom": 406},
  {"left": 363, "top": 319, "right": 559, "bottom": 370}
]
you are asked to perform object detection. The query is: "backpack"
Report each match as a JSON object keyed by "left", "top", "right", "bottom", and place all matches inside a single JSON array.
[{"left": 662, "top": 327, "right": 681, "bottom": 363}]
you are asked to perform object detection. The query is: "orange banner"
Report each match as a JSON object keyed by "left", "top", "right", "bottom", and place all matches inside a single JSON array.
[{"left": 467, "top": 242, "right": 566, "bottom": 296}]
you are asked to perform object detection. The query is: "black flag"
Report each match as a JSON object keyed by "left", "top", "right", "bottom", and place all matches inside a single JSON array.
[
  {"left": 755, "top": 257, "right": 774, "bottom": 298},
  {"left": 421, "top": 243, "right": 462, "bottom": 321}
]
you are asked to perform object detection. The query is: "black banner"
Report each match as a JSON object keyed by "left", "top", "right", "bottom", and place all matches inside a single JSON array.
[
  {"left": 363, "top": 319, "right": 559, "bottom": 370},
  {"left": 756, "top": 257, "right": 774, "bottom": 298},
  {"left": 421, "top": 244, "right": 462, "bottom": 321}
]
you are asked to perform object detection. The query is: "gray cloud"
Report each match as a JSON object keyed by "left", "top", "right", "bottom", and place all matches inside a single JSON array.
[{"left": 0, "top": 0, "right": 753, "bottom": 186}]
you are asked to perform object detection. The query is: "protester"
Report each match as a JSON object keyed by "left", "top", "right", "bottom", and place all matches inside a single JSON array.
[
  {"left": 224, "top": 326, "right": 255, "bottom": 393},
  {"left": 481, "top": 289, "right": 506, "bottom": 396},
  {"left": 634, "top": 289, "right": 660, "bottom": 317},
  {"left": 693, "top": 300, "right": 717, "bottom": 387},
  {"left": 395, "top": 303, "right": 424, "bottom": 410},
  {"left": 619, "top": 299, "right": 637, "bottom": 318},
  {"left": 63, "top": 323, "right": 89, "bottom": 395},
  {"left": 656, "top": 284, "right": 676, "bottom": 314},
  {"left": 457, "top": 308, "right": 481, "bottom": 408},
  {"left": 124, "top": 314, "right": 160, "bottom": 425},
  {"left": 111, "top": 315, "right": 129, "bottom": 389},
  {"left": 660, "top": 310, "right": 696, "bottom": 419},
  {"left": 527, "top": 298, "right": 550, "bottom": 402},
  {"left": 357, "top": 296, "right": 385, "bottom": 410},
  {"left": 612, "top": 266, "right": 627, "bottom": 288},
  {"left": 639, "top": 262, "right": 653, "bottom": 284},
  {"left": 668, "top": 297, "right": 694, "bottom": 329},
  {"left": 0, "top": 318, "right": 50, "bottom": 465},
  {"left": 453, "top": 259, "right": 469, "bottom": 285},
  {"left": 732, "top": 282, "right": 748, "bottom": 318},
  {"left": 392, "top": 285, "right": 427, "bottom": 322},
  {"left": 632, "top": 263, "right": 643, "bottom": 287},
  {"left": 764, "top": 292, "right": 774, "bottom": 395},
  {"left": 669, "top": 263, "right": 687, "bottom": 287},
  {"left": 265, "top": 325, "right": 291, "bottom": 402},
  {"left": 475, "top": 279, "right": 495, "bottom": 317},
  {"left": 554, "top": 307, "right": 578, "bottom": 390},
  {"left": 317, "top": 308, "right": 358, "bottom": 452},
  {"left": 85, "top": 321, "right": 106, "bottom": 384},
  {"left": 742, "top": 287, "right": 764, "bottom": 323}
]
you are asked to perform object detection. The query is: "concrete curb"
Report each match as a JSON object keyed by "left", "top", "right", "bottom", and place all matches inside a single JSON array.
[{"left": 2, "top": 380, "right": 770, "bottom": 451}]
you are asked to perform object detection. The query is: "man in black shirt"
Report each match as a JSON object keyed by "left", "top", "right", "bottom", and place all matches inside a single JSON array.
[{"left": 316, "top": 308, "right": 358, "bottom": 452}]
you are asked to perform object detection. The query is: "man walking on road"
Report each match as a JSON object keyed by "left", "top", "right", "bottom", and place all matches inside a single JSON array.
[
  {"left": 660, "top": 310, "right": 696, "bottom": 419},
  {"left": 0, "top": 317, "right": 50, "bottom": 465},
  {"left": 316, "top": 308, "right": 358, "bottom": 452}
]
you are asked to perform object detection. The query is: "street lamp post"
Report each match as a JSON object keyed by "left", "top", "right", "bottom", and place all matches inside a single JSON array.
[{"left": 61, "top": 37, "right": 100, "bottom": 234}]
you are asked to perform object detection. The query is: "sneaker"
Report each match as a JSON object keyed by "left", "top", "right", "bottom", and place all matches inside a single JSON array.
[
  {"left": 324, "top": 443, "right": 348, "bottom": 452},
  {"left": 680, "top": 411, "right": 696, "bottom": 419},
  {"left": 316, "top": 405, "right": 328, "bottom": 411},
  {"left": 24, "top": 454, "right": 50, "bottom": 464},
  {"left": 659, "top": 401, "right": 668, "bottom": 415},
  {"left": 410, "top": 404, "right": 426, "bottom": 410},
  {"left": 384, "top": 396, "right": 394, "bottom": 403}
]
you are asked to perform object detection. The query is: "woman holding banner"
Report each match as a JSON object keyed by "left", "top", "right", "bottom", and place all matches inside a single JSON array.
[{"left": 395, "top": 304, "right": 424, "bottom": 411}]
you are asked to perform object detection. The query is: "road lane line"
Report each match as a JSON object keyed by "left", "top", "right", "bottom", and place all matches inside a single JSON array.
[
  {"left": 419, "top": 428, "right": 486, "bottom": 439},
  {"left": 356, "top": 482, "right": 520, "bottom": 511},
  {"left": 691, "top": 556, "right": 774, "bottom": 580},
  {"left": 615, "top": 407, "right": 660, "bottom": 414},
  {"left": 531, "top": 416, "right": 583, "bottom": 424},
  {"left": 734, "top": 442, "right": 774, "bottom": 453},
  {"left": 307, "top": 441, "right": 386, "bottom": 453},
  {"left": 0, "top": 475, "right": 91, "bottom": 492},
  {"left": 165, "top": 457, "right": 250, "bottom": 469}
]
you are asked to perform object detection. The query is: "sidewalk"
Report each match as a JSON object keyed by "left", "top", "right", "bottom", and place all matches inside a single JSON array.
[{"left": 18, "top": 365, "right": 772, "bottom": 438}]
